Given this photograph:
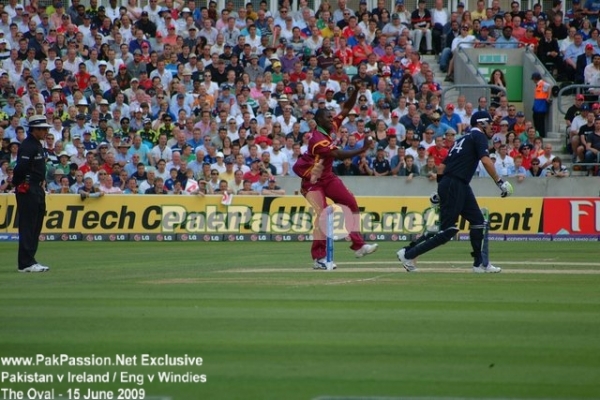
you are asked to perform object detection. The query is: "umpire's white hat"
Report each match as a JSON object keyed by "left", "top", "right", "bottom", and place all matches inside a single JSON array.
[{"left": 28, "top": 115, "right": 52, "bottom": 129}]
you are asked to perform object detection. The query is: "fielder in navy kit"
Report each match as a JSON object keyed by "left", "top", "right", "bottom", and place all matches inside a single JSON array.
[{"left": 397, "top": 112, "right": 513, "bottom": 273}]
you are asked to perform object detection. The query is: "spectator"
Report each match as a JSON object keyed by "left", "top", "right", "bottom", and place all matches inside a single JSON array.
[
  {"left": 228, "top": 170, "right": 245, "bottom": 194},
  {"left": 579, "top": 116, "right": 600, "bottom": 171},
  {"left": 537, "top": 143, "right": 557, "bottom": 169},
  {"left": 69, "top": 169, "right": 85, "bottom": 193},
  {"left": 78, "top": 176, "right": 104, "bottom": 199},
  {"left": 563, "top": 32, "right": 585, "bottom": 81},
  {"left": 47, "top": 168, "right": 65, "bottom": 193},
  {"left": 527, "top": 158, "right": 545, "bottom": 177},
  {"left": 262, "top": 177, "right": 286, "bottom": 195},
  {"left": 545, "top": 156, "right": 570, "bottom": 177},
  {"left": 488, "top": 69, "right": 507, "bottom": 106},
  {"left": 122, "top": 177, "right": 140, "bottom": 194},
  {"left": 336, "top": 157, "right": 361, "bottom": 176},
  {"left": 575, "top": 111, "right": 596, "bottom": 161},
  {"left": 372, "top": 147, "right": 392, "bottom": 176},
  {"left": 100, "top": 175, "right": 123, "bottom": 194},
  {"left": 420, "top": 155, "right": 438, "bottom": 180},
  {"left": 398, "top": 154, "right": 419, "bottom": 180},
  {"left": 206, "top": 168, "right": 221, "bottom": 193},
  {"left": 537, "top": 28, "right": 562, "bottom": 77},
  {"left": 411, "top": 0, "right": 433, "bottom": 54},
  {"left": 440, "top": 103, "right": 462, "bottom": 134},
  {"left": 495, "top": 144, "right": 514, "bottom": 177},
  {"left": 145, "top": 176, "right": 168, "bottom": 194},
  {"left": 250, "top": 170, "right": 270, "bottom": 193},
  {"left": 508, "top": 155, "right": 527, "bottom": 182},
  {"left": 138, "top": 167, "right": 157, "bottom": 193},
  {"left": 356, "top": 153, "right": 373, "bottom": 176},
  {"left": 238, "top": 179, "right": 260, "bottom": 195},
  {"left": 427, "top": 134, "right": 448, "bottom": 165}
]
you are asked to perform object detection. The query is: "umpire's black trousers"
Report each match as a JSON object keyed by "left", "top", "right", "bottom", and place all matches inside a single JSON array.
[{"left": 16, "top": 185, "right": 46, "bottom": 269}]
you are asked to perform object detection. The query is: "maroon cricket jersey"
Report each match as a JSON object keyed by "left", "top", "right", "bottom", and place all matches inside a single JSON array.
[{"left": 293, "top": 115, "right": 344, "bottom": 181}]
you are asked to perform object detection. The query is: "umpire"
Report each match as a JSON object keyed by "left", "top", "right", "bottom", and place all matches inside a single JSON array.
[{"left": 12, "top": 115, "right": 52, "bottom": 273}]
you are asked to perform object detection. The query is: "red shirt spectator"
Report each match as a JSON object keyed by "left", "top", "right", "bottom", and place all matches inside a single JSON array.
[
  {"left": 519, "top": 144, "right": 535, "bottom": 169},
  {"left": 334, "top": 45, "right": 353, "bottom": 66},
  {"left": 352, "top": 34, "right": 373, "bottom": 66},
  {"left": 75, "top": 69, "right": 91, "bottom": 91},
  {"left": 290, "top": 72, "right": 307, "bottom": 83},
  {"left": 427, "top": 139, "right": 449, "bottom": 166},
  {"left": 242, "top": 160, "right": 263, "bottom": 183}
]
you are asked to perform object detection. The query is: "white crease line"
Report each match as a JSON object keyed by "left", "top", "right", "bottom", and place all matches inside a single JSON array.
[
  {"left": 323, "top": 273, "right": 394, "bottom": 285},
  {"left": 341, "top": 260, "right": 600, "bottom": 266},
  {"left": 220, "top": 267, "right": 600, "bottom": 275}
]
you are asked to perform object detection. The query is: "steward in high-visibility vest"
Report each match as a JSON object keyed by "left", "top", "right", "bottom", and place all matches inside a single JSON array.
[{"left": 531, "top": 72, "right": 551, "bottom": 138}]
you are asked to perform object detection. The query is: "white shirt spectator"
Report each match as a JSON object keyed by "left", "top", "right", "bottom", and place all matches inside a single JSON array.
[
  {"left": 202, "top": 81, "right": 219, "bottom": 96},
  {"left": 275, "top": 116, "right": 297, "bottom": 135},
  {"left": 357, "top": 89, "right": 374, "bottom": 105},
  {"left": 451, "top": 34, "right": 476, "bottom": 51},
  {"left": 138, "top": 179, "right": 154, "bottom": 193},
  {"left": 105, "top": 58, "right": 125, "bottom": 74},
  {"left": 150, "top": 144, "right": 173, "bottom": 164},
  {"left": 304, "top": 36, "right": 323, "bottom": 55},
  {"left": 210, "top": 162, "right": 226, "bottom": 174},
  {"left": 85, "top": 59, "right": 101, "bottom": 76},
  {"left": 323, "top": 79, "right": 341, "bottom": 93},
  {"left": 149, "top": 68, "right": 173, "bottom": 89},
  {"left": 431, "top": 8, "right": 449, "bottom": 28},
  {"left": 155, "top": 168, "right": 170, "bottom": 182},
  {"left": 84, "top": 170, "right": 101, "bottom": 185},
  {"left": 234, "top": 163, "right": 250, "bottom": 174},
  {"left": 420, "top": 140, "right": 435, "bottom": 150},
  {"left": 391, "top": 106, "right": 409, "bottom": 118},
  {"left": 199, "top": 27, "right": 219, "bottom": 45},
  {"left": 142, "top": 4, "right": 162, "bottom": 24},
  {"left": 245, "top": 34, "right": 261, "bottom": 51},
  {"left": 165, "top": 161, "right": 182, "bottom": 172},
  {"left": 49, "top": 127, "right": 63, "bottom": 142},
  {"left": 559, "top": 36, "right": 574, "bottom": 54},
  {"left": 537, "top": 152, "right": 556, "bottom": 167},
  {"left": 4, "top": 3, "right": 20, "bottom": 19},
  {"left": 105, "top": 5, "right": 120, "bottom": 22},
  {"left": 63, "top": 56, "right": 84, "bottom": 74},
  {"left": 302, "top": 80, "right": 320, "bottom": 100},
  {"left": 405, "top": 147, "right": 418, "bottom": 159},
  {"left": 119, "top": 26, "right": 134, "bottom": 44},
  {"left": 495, "top": 155, "right": 515, "bottom": 177},
  {"left": 240, "top": 144, "right": 251, "bottom": 158},
  {"left": 268, "top": 150, "right": 289, "bottom": 175},
  {"left": 454, "top": 105, "right": 467, "bottom": 119},
  {"left": 570, "top": 114, "right": 589, "bottom": 135},
  {"left": 325, "top": 100, "right": 341, "bottom": 114}
]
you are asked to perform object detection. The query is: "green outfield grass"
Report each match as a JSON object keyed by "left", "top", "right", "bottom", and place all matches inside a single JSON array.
[{"left": 0, "top": 241, "right": 599, "bottom": 400}]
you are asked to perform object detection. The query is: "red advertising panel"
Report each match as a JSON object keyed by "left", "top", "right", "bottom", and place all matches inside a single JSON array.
[{"left": 543, "top": 198, "right": 600, "bottom": 234}]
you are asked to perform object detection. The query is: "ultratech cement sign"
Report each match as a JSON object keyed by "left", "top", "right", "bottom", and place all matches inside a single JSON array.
[{"left": 0, "top": 195, "right": 541, "bottom": 235}]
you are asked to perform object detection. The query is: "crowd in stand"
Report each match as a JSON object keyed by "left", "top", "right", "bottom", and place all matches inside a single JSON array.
[{"left": 0, "top": 0, "right": 597, "bottom": 196}]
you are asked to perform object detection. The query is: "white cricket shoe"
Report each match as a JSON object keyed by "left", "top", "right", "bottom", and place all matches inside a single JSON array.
[
  {"left": 397, "top": 248, "right": 417, "bottom": 272},
  {"left": 473, "top": 264, "right": 502, "bottom": 273},
  {"left": 314, "top": 258, "right": 336, "bottom": 270},
  {"left": 354, "top": 243, "right": 378, "bottom": 258},
  {"left": 18, "top": 263, "right": 50, "bottom": 273}
]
